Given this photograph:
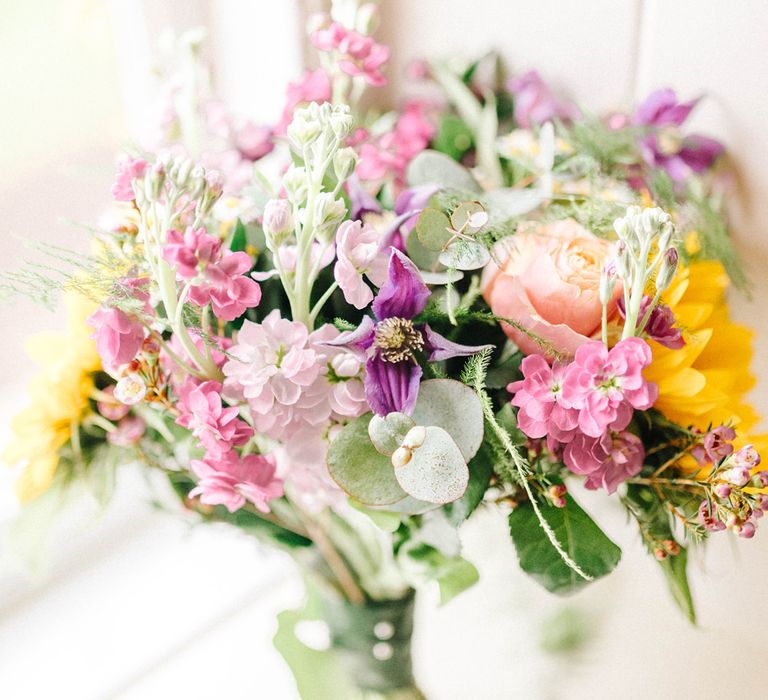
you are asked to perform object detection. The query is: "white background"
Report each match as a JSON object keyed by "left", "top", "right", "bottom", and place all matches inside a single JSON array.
[{"left": 1, "top": 1, "right": 767, "bottom": 698}]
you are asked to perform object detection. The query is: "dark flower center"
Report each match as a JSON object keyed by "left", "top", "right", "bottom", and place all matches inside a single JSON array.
[{"left": 373, "top": 317, "right": 424, "bottom": 363}]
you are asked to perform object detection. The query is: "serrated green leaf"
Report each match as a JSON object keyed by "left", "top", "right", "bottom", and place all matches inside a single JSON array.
[
  {"left": 659, "top": 547, "right": 696, "bottom": 624},
  {"left": 328, "top": 415, "right": 406, "bottom": 506},
  {"left": 508, "top": 497, "right": 621, "bottom": 594},
  {"left": 415, "top": 208, "right": 453, "bottom": 251}
]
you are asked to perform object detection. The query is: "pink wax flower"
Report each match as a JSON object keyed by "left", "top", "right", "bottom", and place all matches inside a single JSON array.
[
  {"left": 704, "top": 425, "right": 736, "bottom": 462},
  {"left": 561, "top": 337, "right": 658, "bottom": 438},
  {"left": 97, "top": 385, "right": 131, "bottom": 422},
  {"left": 276, "top": 69, "right": 332, "bottom": 134},
  {"left": 111, "top": 157, "right": 147, "bottom": 201},
  {"left": 177, "top": 380, "right": 253, "bottom": 458},
  {"left": 563, "top": 430, "right": 644, "bottom": 494},
  {"left": 107, "top": 415, "right": 146, "bottom": 447},
  {"left": 508, "top": 71, "right": 579, "bottom": 128},
  {"left": 311, "top": 22, "right": 389, "bottom": 87},
  {"left": 698, "top": 500, "right": 726, "bottom": 532},
  {"left": 357, "top": 101, "right": 435, "bottom": 187},
  {"left": 733, "top": 444, "right": 761, "bottom": 470},
  {"left": 163, "top": 226, "right": 261, "bottom": 321},
  {"left": 617, "top": 295, "right": 685, "bottom": 349},
  {"left": 334, "top": 220, "right": 389, "bottom": 309},
  {"left": 508, "top": 355, "right": 578, "bottom": 443},
  {"left": 189, "top": 450, "right": 283, "bottom": 513},
  {"left": 223, "top": 310, "right": 330, "bottom": 440},
  {"left": 87, "top": 307, "right": 145, "bottom": 371}
]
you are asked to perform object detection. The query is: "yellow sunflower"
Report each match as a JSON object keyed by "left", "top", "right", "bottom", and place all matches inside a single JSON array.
[
  {"left": 644, "top": 259, "right": 767, "bottom": 453},
  {"left": 3, "top": 292, "right": 101, "bottom": 502}
]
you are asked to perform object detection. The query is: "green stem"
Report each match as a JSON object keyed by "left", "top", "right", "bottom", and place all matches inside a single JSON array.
[{"left": 309, "top": 281, "right": 339, "bottom": 326}]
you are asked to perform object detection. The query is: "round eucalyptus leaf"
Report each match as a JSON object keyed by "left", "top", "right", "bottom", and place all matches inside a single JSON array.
[
  {"left": 415, "top": 208, "right": 453, "bottom": 251},
  {"left": 406, "top": 149, "right": 482, "bottom": 192},
  {"left": 450, "top": 201, "right": 487, "bottom": 233},
  {"left": 438, "top": 240, "right": 491, "bottom": 270},
  {"left": 406, "top": 223, "right": 442, "bottom": 270},
  {"left": 394, "top": 426, "right": 469, "bottom": 504},
  {"left": 368, "top": 412, "right": 415, "bottom": 456},
  {"left": 411, "top": 379, "right": 484, "bottom": 461},
  {"left": 328, "top": 415, "right": 407, "bottom": 506}
]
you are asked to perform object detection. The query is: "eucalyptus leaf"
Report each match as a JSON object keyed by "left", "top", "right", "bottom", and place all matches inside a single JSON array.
[
  {"left": 450, "top": 201, "right": 488, "bottom": 232},
  {"left": 405, "top": 224, "right": 441, "bottom": 270},
  {"left": 394, "top": 426, "right": 468, "bottom": 504},
  {"left": 373, "top": 494, "right": 438, "bottom": 516},
  {"left": 406, "top": 150, "right": 481, "bottom": 193},
  {"left": 327, "top": 415, "right": 407, "bottom": 506},
  {"left": 415, "top": 208, "right": 453, "bottom": 251},
  {"left": 438, "top": 240, "right": 491, "bottom": 270},
  {"left": 508, "top": 497, "right": 621, "bottom": 594},
  {"left": 368, "top": 412, "right": 414, "bottom": 456},
  {"left": 444, "top": 441, "right": 494, "bottom": 526},
  {"left": 411, "top": 379, "right": 484, "bottom": 461},
  {"left": 484, "top": 188, "right": 542, "bottom": 218}
]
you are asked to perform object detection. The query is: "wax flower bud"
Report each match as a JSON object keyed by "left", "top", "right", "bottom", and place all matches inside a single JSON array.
[
  {"left": 714, "top": 482, "right": 732, "bottom": 499},
  {"left": 263, "top": 199, "right": 294, "bottom": 246},
  {"left": 751, "top": 471, "right": 768, "bottom": 488},
  {"left": 734, "top": 444, "right": 761, "bottom": 469},
  {"left": 170, "top": 157, "right": 194, "bottom": 188},
  {"left": 656, "top": 247, "right": 679, "bottom": 292},
  {"left": 114, "top": 373, "right": 147, "bottom": 406},
  {"left": 615, "top": 240, "right": 631, "bottom": 280},
  {"left": 725, "top": 465, "right": 751, "bottom": 487},
  {"left": 333, "top": 147, "right": 358, "bottom": 182},
  {"left": 737, "top": 520, "right": 757, "bottom": 539}
]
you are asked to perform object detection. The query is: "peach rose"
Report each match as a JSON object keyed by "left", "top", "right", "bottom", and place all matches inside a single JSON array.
[{"left": 482, "top": 219, "right": 620, "bottom": 357}]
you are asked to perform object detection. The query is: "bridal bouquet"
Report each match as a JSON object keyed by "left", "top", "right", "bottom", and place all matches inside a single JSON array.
[{"left": 4, "top": 2, "right": 766, "bottom": 697}]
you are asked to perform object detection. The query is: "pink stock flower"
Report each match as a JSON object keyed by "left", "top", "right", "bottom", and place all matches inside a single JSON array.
[
  {"left": 87, "top": 307, "right": 145, "bottom": 370},
  {"left": 357, "top": 101, "right": 434, "bottom": 186},
  {"left": 311, "top": 22, "right": 389, "bottom": 87},
  {"left": 276, "top": 69, "right": 332, "bottom": 134},
  {"left": 234, "top": 122, "right": 274, "bottom": 161},
  {"left": 617, "top": 295, "right": 685, "bottom": 349},
  {"left": 334, "top": 220, "right": 389, "bottom": 309},
  {"left": 561, "top": 338, "right": 658, "bottom": 438},
  {"left": 163, "top": 227, "right": 261, "bottom": 321},
  {"left": 508, "top": 71, "right": 579, "bottom": 128},
  {"left": 111, "top": 157, "right": 147, "bottom": 201},
  {"left": 107, "top": 415, "right": 146, "bottom": 447},
  {"left": 563, "top": 430, "right": 645, "bottom": 493},
  {"left": 177, "top": 380, "right": 254, "bottom": 458},
  {"left": 189, "top": 450, "right": 283, "bottom": 513},
  {"left": 508, "top": 356, "right": 578, "bottom": 443}
]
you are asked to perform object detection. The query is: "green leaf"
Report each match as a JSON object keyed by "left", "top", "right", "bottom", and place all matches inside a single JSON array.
[
  {"left": 406, "top": 149, "right": 481, "bottom": 192},
  {"left": 444, "top": 441, "right": 493, "bottom": 526},
  {"left": 437, "top": 556, "right": 480, "bottom": 605},
  {"left": 230, "top": 217, "right": 247, "bottom": 252},
  {"left": 415, "top": 208, "right": 453, "bottom": 251},
  {"left": 659, "top": 547, "right": 696, "bottom": 624},
  {"left": 508, "top": 497, "right": 621, "bottom": 594},
  {"left": 368, "top": 412, "right": 414, "bottom": 456},
  {"left": 405, "top": 224, "right": 441, "bottom": 270},
  {"left": 327, "top": 415, "right": 407, "bottom": 506},
  {"left": 432, "top": 114, "right": 474, "bottom": 160},
  {"left": 494, "top": 403, "right": 527, "bottom": 446},
  {"left": 349, "top": 500, "right": 403, "bottom": 532}
]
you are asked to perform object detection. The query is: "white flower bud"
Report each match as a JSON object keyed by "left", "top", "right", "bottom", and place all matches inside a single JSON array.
[
  {"left": 599, "top": 264, "right": 617, "bottom": 305},
  {"left": 333, "top": 147, "right": 358, "bottom": 182},
  {"left": 171, "top": 157, "right": 194, "bottom": 188},
  {"left": 287, "top": 107, "right": 322, "bottom": 147},
  {"left": 656, "top": 247, "right": 679, "bottom": 292},
  {"left": 328, "top": 105, "right": 354, "bottom": 140},
  {"left": 144, "top": 162, "right": 166, "bottom": 201},
  {"left": 313, "top": 193, "right": 347, "bottom": 242},
  {"left": 283, "top": 166, "right": 308, "bottom": 204},
  {"left": 615, "top": 240, "right": 632, "bottom": 281},
  {"left": 263, "top": 198, "right": 294, "bottom": 247}
]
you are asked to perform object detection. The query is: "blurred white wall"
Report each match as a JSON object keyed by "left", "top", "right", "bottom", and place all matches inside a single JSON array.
[{"left": 1, "top": 1, "right": 767, "bottom": 699}]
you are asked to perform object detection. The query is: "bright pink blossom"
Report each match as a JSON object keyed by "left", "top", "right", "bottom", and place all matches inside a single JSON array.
[
  {"left": 276, "top": 69, "right": 332, "bottom": 134},
  {"left": 87, "top": 307, "right": 145, "bottom": 370},
  {"left": 561, "top": 338, "right": 658, "bottom": 438},
  {"left": 563, "top": 430, "right": 644, "bottom": 493},
  {"left": 334, "top": 220, "right": 389, "bottom": 309},
  {"left": 177, "top": 380, "right": 253, "bottom": 458},
  {"left": 189, "top": 450, "right": 283, "bottom": 513},
  {"left": 508, "top": 356, "right": 578, "bottom": 443},
  {"left": 311, "top": 22, "right": 389, "bottom": 87},
  {"left": 111, "top": 157, "right": 147, "bottom": 201}
]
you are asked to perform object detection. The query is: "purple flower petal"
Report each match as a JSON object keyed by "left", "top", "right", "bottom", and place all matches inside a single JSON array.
[
  {"left": 346, "top": 174, "right": 382, "bottom": 220},
  {"left": 373, "top": 249, "right": 430, "bottom": 321},
  {"left": 321, "top": 315, "right": 376, "bottom": 351},
  {"left": 364, "top": 354, "right": 422, "bottom": 415},
  {"left": 633, "top": 88, "right": 698, "bottom": 127},
  {"left": 421, "top": 324, "right": 492, "bottom": 361},
  {"left": 678, "top": 134, "right": 724, "bottom": 172}
]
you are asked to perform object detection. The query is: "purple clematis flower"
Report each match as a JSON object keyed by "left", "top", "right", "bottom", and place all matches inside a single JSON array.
[
  {"left": 633, "top": 88, "right": 724, "bottom": 181},
  {"left": 327, "top": 248, "right": 490, "bottom": 415}
]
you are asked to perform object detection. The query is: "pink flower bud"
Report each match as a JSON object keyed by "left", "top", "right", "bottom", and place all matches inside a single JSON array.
[
  {"left": 737, "top": 520, "right": 757, "bottom": 539},
  {"left": 752, "top": 471, "right": 768, "bottom": 488},
  {"left": 714, "top": 483, "right": 732, "bottom": 499},
  {"left": 733, "top": 444, "right": 761, "bottom": 469},
  {"left": 726, "top": 465, "right": 751, "bottom": 487},
  {"left": 755, "top": 494, "right": 768, "bottom": 511},
  {"left": 263, "top": 198, "right": 294, "bottom": 240}
]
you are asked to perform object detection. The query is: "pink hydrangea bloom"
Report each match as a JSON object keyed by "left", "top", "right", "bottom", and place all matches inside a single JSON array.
[
  {"left": 189, "top": 450, "right": 283, "bottom": 513},
  {"left": 508, "top": 356, "right": 578, "bottom": 443},
  {"left": 87, "top": 307, "right": 145, "bottom": 370},
  {"left": 177, "top": 380, "right": 254, "bottom": 458},
  {"left": 311, "top": 22, "right": 389, "bottom": 86},
  {"left": 276, "top": 69, "right": 332, "bottom": 134},
  {"left": 563, "top": 430, "right": 644, "bottom": 493},
  {"left": 334, "top": 220, "right": 389, "bottom": 309},
  {"left": 561, "top": 338, "right": 658, "bottom": 438},
  {"left": 111, "top": 157, "right": 147, "bottom": 201},
  {"left": 163, "top": 227, "right": 262, "bottom": 321},
  {"left": 357, "top": 101, "right": 434, "bottom": 186},
  {"left": 107, "top": 415, "right": 146, "bottom": 447}
]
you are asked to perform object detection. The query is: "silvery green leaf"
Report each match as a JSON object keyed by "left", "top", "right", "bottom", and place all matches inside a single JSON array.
[
  {"left": 406, "top": 150, "right": 481, "bottom": 192},
  {"left": 438, "top": 240, "right": 491, "bottom": 270},
  {"left": 415, "top": 208, "right": 453, "bottom": 251},
  {"left": 484, "top": 188, "right": 542, "bottom": 218},
  {"left": 394, "top": 426, "right": 469, "bottom": 504},
  {"left": 420, "top": 269, "right": 464, "bottom": 285},
  {"left": 411, "top": 379, "right": 484, "bottom": 461},
  {"left": 450, "top": 201, "right": 487, "bottom": 232},
  {"left": 368, "top": 412, "right": 415, "bottom": 456}
]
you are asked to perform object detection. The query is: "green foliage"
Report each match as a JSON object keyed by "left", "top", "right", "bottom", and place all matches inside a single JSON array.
[
  {"left": 229, "top": 217, "right": 248, "bottom": 252},
  {"left": 659, "top": 547, "right": 696, "bottom": 624},
  {"left": 415, "top": 208, "right": 453, "bottom": 251},
  {"left": 406, "top": 149, "right": 481, "bottom": 192},
  {"left": 444, "top": 441, "right": 494, "bottom": 526},
  {"left": 508, "top": 497, "right": 622, "bottom": 594},
  {"left": 398, "top": 542, "right": 479, "bottom": 605},
  {"left": 433, "top": 114, "right": 474, "bottom": 160}
]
